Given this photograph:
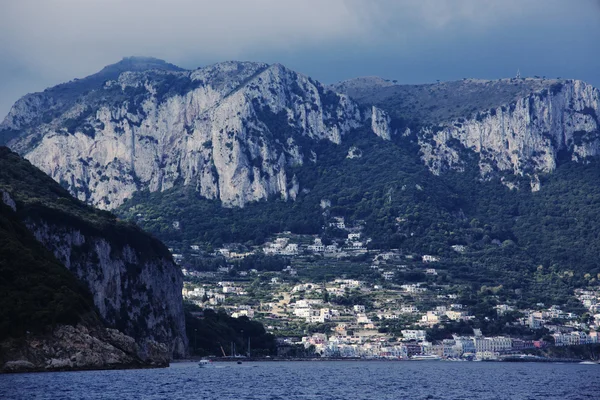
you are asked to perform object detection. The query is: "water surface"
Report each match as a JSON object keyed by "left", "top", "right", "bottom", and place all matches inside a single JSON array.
[{"left": 1, "top": 361, "right": 597, "bottom": 399}]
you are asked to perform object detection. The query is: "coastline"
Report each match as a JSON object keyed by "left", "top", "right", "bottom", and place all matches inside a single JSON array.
[
  {"left": 176, "top": 356, "right": 595, "bottom": 364},
  {"left": 1, "top": 361, "right": 168, "bottom": 375}
]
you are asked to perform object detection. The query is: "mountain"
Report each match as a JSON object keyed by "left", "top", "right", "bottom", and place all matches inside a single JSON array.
[
  {"left": 333, "top": 77, "right": 600, "bottom": 189},
  {"left": 0, "top": 57, "right": 182, "bottom": 146},
  {"left": 3, "top": 57, "right": 600, "bottom": 309},
  {"left": 3, "top": 59, "right": 599, "bottom": 211},
  {"left": 0, "top": 147, "right": 187, "bottom": 371},
  {"left": 1, "top": 58, "right": 392, "bottom": 209}
]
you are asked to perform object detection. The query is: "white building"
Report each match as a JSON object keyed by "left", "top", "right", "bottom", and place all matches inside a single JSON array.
[
  {"left": 353, "top": 305, "right": 366, "bottom": 313},
  {"left": 382, "top": 271, "right": 395, "bottom": 280},
  {"left": 401, "top": 330, "right": 427, "bottom": 341},
  {"left": 401, "top": 305, "right": 419, "bottom": 314}
]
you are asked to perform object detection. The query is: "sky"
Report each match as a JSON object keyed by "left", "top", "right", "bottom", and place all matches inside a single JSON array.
[{"left": 1, "top": 0, "right": 599, "bottom": 119}]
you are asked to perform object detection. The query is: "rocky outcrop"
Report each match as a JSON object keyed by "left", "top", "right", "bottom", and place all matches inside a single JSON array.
[
  {"left": 1, "top": 324, "right": 168, "bottom": 373},
  {"left": 0, "top": 147, "right": 188, "bottom": 362},
  {"left": 418, "top": 80, "right": 600, "bottom": 188},
  {"left": 6, "top": 59, "right": 597, "bottom": 202},
  {"left": 1, "top": 189, "right": 16, "bottom": 212},
  {"left": 22, "top": 220, "right": 187, "bottom": 359},
  {"left": 3, "top": 59, "right": 392, "bottom": 209},
  {"left": 371, "top": 106, "right": 393, "bottom": 140}
]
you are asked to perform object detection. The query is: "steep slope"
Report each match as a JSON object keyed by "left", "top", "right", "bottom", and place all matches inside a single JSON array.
[
  {"left": 334, "top": 77, "right": 600, "bottom": 188},
  {"left": 418, "top": 80, "right": 600, "bottom": 188},
  {"left": 3, "top": 59, "right": 392, "bottom": 209},
  {"left": 0, "top": 197, "right": 94, "bottom": 339},
  {"left": 119, "top": 126, "right": 600, "bottom": 307},
  {"left": 0, "top": 180, "right": 167, "bottom": 372},
  {"left": 0, "top": 57, "right": 182, "bottom": 146},
  {"left": 0, "top": 147, "right": 187, "bottom": 360},
  {"left": 331, "top": 76, "right": 566, "bottom": 126}
]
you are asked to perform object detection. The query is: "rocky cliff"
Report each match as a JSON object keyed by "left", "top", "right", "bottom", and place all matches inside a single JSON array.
[
  {"left": 1, "top": 324, "right": 169, "bottom": 373},
  {"left": 2, "top": 58, "right": 392, "bottom": 209},
  {"left": 334, "top": 77, "right": 600, "bottom": 189},
  {"left": 417, "top": 79, "right": 600, "bottom": 189},
  {"left": 26, "top": 218, "right": 188, "bottom": 359},
  {"left": 0, "top": 147, "right": 187, "bottom": 364},
  {"left": 4, "top": 58, "right": 600, "bottom": 205}
]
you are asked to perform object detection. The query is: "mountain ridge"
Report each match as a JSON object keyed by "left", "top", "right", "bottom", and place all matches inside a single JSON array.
[
  {"left": 3, "top": 58, "right": 598, "bottom": 210},
  {"left": 3, "top": 57, "right": 600, "bottom": 314},
  {"left": 2, "top": 58, "right": 393, "bottom": 209}
]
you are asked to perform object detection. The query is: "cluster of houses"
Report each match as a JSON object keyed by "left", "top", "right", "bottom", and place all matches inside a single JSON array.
[
  {"left": 552, "top": 331, "right": 599, "bottom": 346},
  {"left": 264, "top": 233, "right": 368, "bottom": 256},
  {"left": 203, "top": 219, "right": 372, "bottom": 260},
  {"left": 575, "top": 288, "right": 600, "bottom": 330},
  {"left": 263, "top": 238, "right": 299, "bottom": 256},
  {"left": 182, "top": 280, "right": 249, "bottom": 305},
  {"left": 418, "top": 305, "right": 474, "bottom": 327},
  {"left": 296, "top": 328, "right": 560, "bottom": 360},
  {"left": 182, "top": 261, "right": 600, "bottom": 342},
  {"left": 292, "top": 299, "right": 339, "bottom": 324},
  {"left": 502, "top": 300, "right": 600, "bottom": 336},
  {"left": 176, "top": 228, "right": 600, "bottom": 360}
]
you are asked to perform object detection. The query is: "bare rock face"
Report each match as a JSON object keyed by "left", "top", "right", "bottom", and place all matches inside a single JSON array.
[
  {"left": 6, "top": 59, "right": 597, "bottom": 202},
  {"left": 25, "top": 220, "right": 187, "bottom": 359},
  {"left": 1, "top": 324, "right": 167, "bottom": 373},
  {"left": 0, "top": 147, "right": 186, "bottom": 371},
  {"left": 3, "top": 59, "right": 392, "bottom": 210},
  {"left": 418, "top": 80, "right": 600, "bottom": 188}
]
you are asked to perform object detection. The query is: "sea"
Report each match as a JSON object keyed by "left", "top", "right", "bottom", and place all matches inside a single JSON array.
[{"left": 1, "top": 361, "right": 598, "bottom": 400}]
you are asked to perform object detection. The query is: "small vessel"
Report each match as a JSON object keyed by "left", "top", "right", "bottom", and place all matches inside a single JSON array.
[
  {"left": 410, "top": 355, "right": 441, "bottom": 361},
  {"left": 198, "top": 359, "right": 214, "bottom": 368},
  {"left": 579, "top": 361, "right": 598, "bottom": 365}
]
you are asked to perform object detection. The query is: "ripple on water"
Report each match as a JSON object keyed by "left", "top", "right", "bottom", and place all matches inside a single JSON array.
[{"left": 0, "top": 361, "right": 597, "bottom": 400}]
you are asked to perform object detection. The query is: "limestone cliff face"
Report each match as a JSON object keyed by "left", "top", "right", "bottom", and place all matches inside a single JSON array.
[
  {"left": 3, "top": 59, "right": 391, "bottom": 209},
  {"left": 25, "top": 219, "right": 187, "bottom": 359},
  {"left": 418, "top": 80, "right": 600, "bottom": 188},
  {"left": 0, "top": 147, "right": 188, "bottom": 362}
]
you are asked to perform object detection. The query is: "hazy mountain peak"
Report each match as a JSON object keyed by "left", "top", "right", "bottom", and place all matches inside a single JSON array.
[{"left": 98, "top": 56, "right": 185, "bottom": 75}]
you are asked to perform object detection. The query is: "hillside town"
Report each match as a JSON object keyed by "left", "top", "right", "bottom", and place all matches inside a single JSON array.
[{"left": 174, "top": 225, "right": 600, "bottom": 361}]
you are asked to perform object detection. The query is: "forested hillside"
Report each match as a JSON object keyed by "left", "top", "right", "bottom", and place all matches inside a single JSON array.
[{"left": 118, "top": 128, "right": 600, "bottom": 308}]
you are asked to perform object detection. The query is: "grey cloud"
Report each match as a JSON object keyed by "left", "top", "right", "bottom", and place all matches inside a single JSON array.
[{"left": 1, "top": 0, "right": 599, "bottom": 118}]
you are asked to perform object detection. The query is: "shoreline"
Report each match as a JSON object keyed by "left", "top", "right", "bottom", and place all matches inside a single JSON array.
[
  {"left": 1, "top": 361, "right": 168, "bottom": 375},
  {"left": 176, "top": 356, "right": 594, "bottom": 364}
]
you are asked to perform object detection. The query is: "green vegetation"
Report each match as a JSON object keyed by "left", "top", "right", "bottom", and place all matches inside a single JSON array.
[
  {"left": 332, "top": 77, "right": 566, "bottom": 127},
  {"left": 184, "top": 303, "right": 276, "bottom": 357},
  {"left": 0, "top": 147, "right": 171, "bottom": 262},
  {"left": 0, "top": 201, "right": 95, "bottom": 340},
  {"left": 0, "top": 146, "right": 175, "bottom": 341},
  {"left": 524, "top": 343, "right": 600, "bottom": 361},
  {"left": 118, "top": 125, "right": 600, "bottom": 309}
]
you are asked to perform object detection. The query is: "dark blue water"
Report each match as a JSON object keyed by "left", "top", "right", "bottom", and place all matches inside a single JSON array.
[{"left": 1, "top": 361, "right": 598, "bottom": 399}]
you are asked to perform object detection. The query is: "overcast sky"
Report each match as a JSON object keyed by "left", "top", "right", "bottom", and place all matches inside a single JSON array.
[{"left": 1, "top": 0, "right": 599, "bottom": 118}]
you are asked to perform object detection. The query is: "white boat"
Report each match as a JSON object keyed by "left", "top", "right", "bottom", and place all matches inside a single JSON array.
[
  {"left": 198, "top": 359, "right": 215, "bottom": 368},
  {"left": 410, "top": 355, "right": 441, "bottom": 361},
  {"left": 579, "top": 361, "right": 598, "bottom": 365}
]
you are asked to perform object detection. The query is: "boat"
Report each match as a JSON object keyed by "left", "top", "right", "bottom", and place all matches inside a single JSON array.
[
  {"left": 410, "top": 355, "right": 441, "bottom": 361},
  {"left": 198, "top": 359, "right": 215, "bottom": 368},
  {"left": 579, "top": 361, "right": 598, "bottom": 365}
]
